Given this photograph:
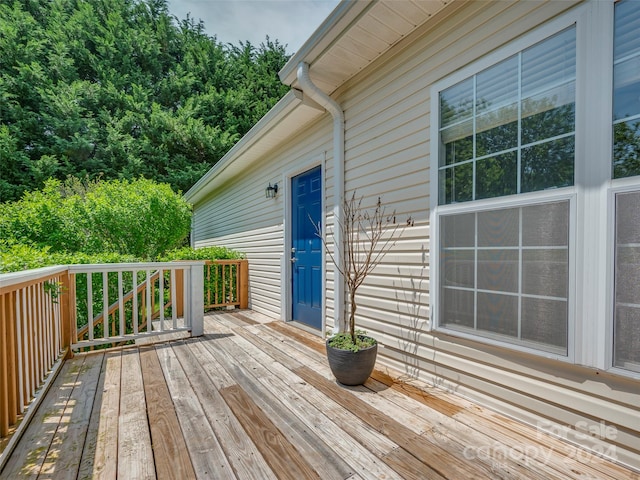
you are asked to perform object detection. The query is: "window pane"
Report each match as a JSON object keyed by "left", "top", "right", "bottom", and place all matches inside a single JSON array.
[
  {"left": 476, "top": 105, "right": 518, "bottom": 156},
  {"left": 477, "top": 250, "right": 519, "bottom": 293},
  {"left": 476, "top": 56, "right": 518, "bottom": 113},
  {"left": 522, "top": 249, "right": 568, "bottom": 298},
  {"left": 614, "top": 307, "right": 640, "bottom": 373},
  {"left": 441, "top": 120, "right": 473, "bottom": 166},
  {"left": 440, "top": 78, "right": 473, "bottom": 127},
  {"left": 614, "top": 191, "right": 640, "bottom": 372},
  {"left": 521, "top": 136, "right": 574, "bottom": 193},
  {"left": 476, "top": 151, "right": 517, "bottom": 200},
  {"left": 521, "top": 297, "right": 567, "bottom": 352},
  {"left": 439, "top": 163, "right": 473, "bottom": 204},
  {"left": 442, "top": 250, "right": 474, "bottom": 288},
  {"left": 441, "top": 288, "right": 475, "bottom": 329},
  {"left": 522, "top": 201, "right": 569, "bottom": 247},
  {"left": 613, "top": 57, "right": 640, "bottom": 121},
  {"left": 521, "top": 27, "right": 576, "bottom": 98},
  {"left": 614, "top": 0, "right": 640, "bottom": 61},
  {"left": 477, "top": 207, "right": 519, "bottom": 247},
  {"left": 521, "top": 82, "right": 575, "bottom": 145},
  {"left": 613, "top": 119, "right": 640, "bottom": 179},
  {"left": 441, "top": 213, "right": 475, "bottom": 248},
  {"left": 477, "top": 292, "right": 518, "bottom": 337}
]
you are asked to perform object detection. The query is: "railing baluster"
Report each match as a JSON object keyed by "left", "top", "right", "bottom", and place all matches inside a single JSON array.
[
  {"left": 132, "top": 269, "right": 139, "bottom": 335},
  {"left": 159, "top": 269, "right": 164, "bottom": 332},
  {"left": 37, "top": 283, "right": 44, "bottom": 383},
  {"left": 87, "top": 273, "right": 94, "bottom": 342},
  {"left": 171, "top": 269, "right": 177, "bottom": 329},
  {"left": 118, "top": 271, "right": 124, "bottom": 337},
  {"left": 27, "top": 284, "right": 36, "bottom": 398},
  {"left": 102, "top": 272, "right": 109, "bottom": 339},
  {"left": 20, "top": 288, "right": 30, "bottom": 409},
  {"left": 15, "top": 290, "right": 24, "bottom": 414},
  {"left": 146, "top": 270, "right": 152, "bottom": 333}
]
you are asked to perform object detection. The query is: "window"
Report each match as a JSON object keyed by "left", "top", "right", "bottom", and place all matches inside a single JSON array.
[
  {"left": 440, "top": 201, "right": 569, "bottom": 355},
  {"left": 438, "top": 28, "right": 576, "bottom": 205},
  {"left": 432, "top": 1, "right": 640, "bottom": 372},
  {"left": 613, "top": 0, "right": 640, "bottom": 179},
  {"left": 612, "top": 1, "right": 640, "bottom": 374},
  {"left": 435, "top": 26, "right": 576, "bottom": 356},
  {"left": 614, "top": 191, "right": 640, "bottom": 373}
]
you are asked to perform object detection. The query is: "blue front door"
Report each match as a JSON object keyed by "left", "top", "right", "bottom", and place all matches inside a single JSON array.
[{"left": 291, "top": 166, "right": 322, "bottom": 329}]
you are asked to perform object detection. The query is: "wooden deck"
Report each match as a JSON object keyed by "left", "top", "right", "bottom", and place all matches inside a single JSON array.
[{"left": 1, "top": 311, "right": 637, "bottom": 479}]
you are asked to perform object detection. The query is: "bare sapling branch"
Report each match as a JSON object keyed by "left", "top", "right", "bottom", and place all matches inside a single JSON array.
[{"left": 312, "top": 191, "right": 414, "bottom": 344}]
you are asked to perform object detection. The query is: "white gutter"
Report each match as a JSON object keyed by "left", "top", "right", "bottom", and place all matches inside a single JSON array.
[{"left": 296, "top": 62, "right": 345, "bottom": 333}]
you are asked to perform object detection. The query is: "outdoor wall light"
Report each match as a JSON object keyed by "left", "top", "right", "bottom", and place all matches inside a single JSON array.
[{"left": 265, "top": 182, "right": 278, "bottom": 199}]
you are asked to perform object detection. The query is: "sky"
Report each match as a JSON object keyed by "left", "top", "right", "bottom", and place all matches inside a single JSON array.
[{"left": 165, "top": 0, "right": 341, "bottom": 54}]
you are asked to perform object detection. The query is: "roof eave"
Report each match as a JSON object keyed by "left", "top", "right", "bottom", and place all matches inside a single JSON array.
[{"left": 278, "top": 0, "right": 373, "bottom": 87}]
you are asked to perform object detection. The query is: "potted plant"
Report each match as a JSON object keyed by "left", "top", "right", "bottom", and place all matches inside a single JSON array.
[{"left": 314, "top": 192, "right": 412, "bottom": 385}]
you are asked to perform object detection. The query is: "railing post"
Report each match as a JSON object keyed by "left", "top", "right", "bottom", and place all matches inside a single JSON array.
[
  {"left": 189, "top": 263, "right": 204, "bottom": 337},
  {"left": 239, "top": 260, "right": 249, "bottom": 309},
  {"left": 59, "top": 270, "right": 74, "bottom": 359}
]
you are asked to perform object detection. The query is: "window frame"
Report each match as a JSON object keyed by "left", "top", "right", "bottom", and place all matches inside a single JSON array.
[{"left": 430, "top": 7, "right": 586, "bottom": 364}]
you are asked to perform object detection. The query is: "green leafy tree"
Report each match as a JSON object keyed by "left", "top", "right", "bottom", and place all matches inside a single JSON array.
[{"left": 0, "top": 0, "right": 290, "bottom": 201}]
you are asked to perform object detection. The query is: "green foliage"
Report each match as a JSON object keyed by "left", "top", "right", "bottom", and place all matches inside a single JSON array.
[
  {"left": 0, "top": 177, "right": 191, "bottom": 260},
  {"left": 161, "top": 246, "right": 244, "bottom": 261},
  {"left": 0, "top": 242, "right": 137, "bottom": 273},
  {"left": 0, "top": 0, "right": 291, "bottom": 201},
  {"left": 327, "top": 332, "right": 377, "bottom": 353}
]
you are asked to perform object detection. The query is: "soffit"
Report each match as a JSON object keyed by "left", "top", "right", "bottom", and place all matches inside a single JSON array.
[{"left": 280, "top": 0, "right": 451, "bottom": 93}]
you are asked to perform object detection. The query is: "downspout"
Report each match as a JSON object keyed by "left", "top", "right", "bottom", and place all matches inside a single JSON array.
[{"left": 296, "top": 62, "right": 345, "bottom": 334}]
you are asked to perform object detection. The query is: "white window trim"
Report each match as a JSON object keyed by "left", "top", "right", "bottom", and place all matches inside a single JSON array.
[{"left": 429, "top": 1, "right": 628, "bottom": 367}]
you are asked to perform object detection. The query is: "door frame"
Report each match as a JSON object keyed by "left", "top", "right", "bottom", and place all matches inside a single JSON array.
[{"left": 281, "top": 155, "right": 326, "bottom": 335}]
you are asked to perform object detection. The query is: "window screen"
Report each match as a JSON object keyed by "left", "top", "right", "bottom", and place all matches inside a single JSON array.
[{"left": 440, "top": 201, "right": 569, "bottom": 354}]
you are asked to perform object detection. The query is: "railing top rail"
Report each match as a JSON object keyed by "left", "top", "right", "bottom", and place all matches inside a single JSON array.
[
  {"left": 0, "top": 265, "right": 69, "bottom": 292},
  {"left": 204, "top": 259, "right": 246, "bottom": 264},
  {"left": 68, "top": 261, "right": 205, "bottom": 273}
]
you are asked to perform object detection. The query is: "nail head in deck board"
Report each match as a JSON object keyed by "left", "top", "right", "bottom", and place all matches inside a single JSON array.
[
  {"left": 118, "top": 349, "right": 156, "bottom": 480},
  {"left": 294, "top": 365, "right": 489, "bottom": 479},
  {"left": 0, "top": 357, "right": 82, "bottom": 478},
  {"left": 154, "top": 344, "right": 236, "bottom": 480},
  {"left": 39, "top": 353, "right": 104, "bottom": 480},
  {"left": 170, "top": 340, "right": 278, "bottom": 480},
  {"left": 139, "top": 347, "right": 196, "bottom": 480},
  {"left": 219, "top": 384, "right": 321, "bottom": 480},
  {"left": 200, "top": 329, "right": 356, "bottom": 480}
]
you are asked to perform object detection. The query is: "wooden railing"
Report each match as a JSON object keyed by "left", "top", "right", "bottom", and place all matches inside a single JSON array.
[
  {"left": 0, "top": 258, "right": 249, "bottom": 458},
  {"left": 0, "top": 266, "right": 71, "bottom": 440},
  {"left": 204, "top": 260, "right": 248, "bottom": 310},
  {"left": 69, "top": 262, "right": 205, "bottom": 351}
]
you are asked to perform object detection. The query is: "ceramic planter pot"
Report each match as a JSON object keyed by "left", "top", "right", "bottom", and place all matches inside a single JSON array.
[{"left": 326, "top": 336, "right": 378, "bottom": 386}]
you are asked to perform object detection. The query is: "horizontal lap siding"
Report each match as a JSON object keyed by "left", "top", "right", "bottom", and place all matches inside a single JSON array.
[
  {"left": 193, "top": 119, "right": 334, "bottom": 319},
  {"left": 337, "top": 0, "right": 640, "bottom": 469}
]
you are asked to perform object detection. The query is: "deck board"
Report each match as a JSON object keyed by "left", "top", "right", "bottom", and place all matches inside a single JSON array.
[
  {"left": 118, "top": 349, "right": 155, "bottom": 480},
  {"left": 139, "top": 346, "right": 196, "bottom": 480},
  {"left": 2, "top": 310, "right": 638, "bottom": 480},
  {"left": 40, "top": 353, "right": 103, "bottom": 480}
]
